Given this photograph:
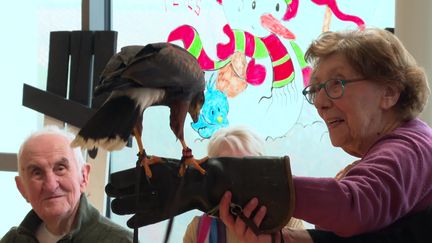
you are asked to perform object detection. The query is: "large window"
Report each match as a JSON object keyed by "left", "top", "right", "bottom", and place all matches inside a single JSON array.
[
  {"left": 0, "top": 0, "right": 397, "bottom": 241},
  {"left": 0, "top": 0, "right": 80, "bottom": 237},
  {"left": 110, "top": 0, "right": 395, "bottom": 242}
]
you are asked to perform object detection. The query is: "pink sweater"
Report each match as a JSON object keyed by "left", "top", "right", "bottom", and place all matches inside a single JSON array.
[{"left": 293, "top": 118, "right": 432, "bottom": 236}]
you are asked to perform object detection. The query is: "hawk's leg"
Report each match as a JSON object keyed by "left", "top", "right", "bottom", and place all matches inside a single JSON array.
[
  {"left": 133, "top": 127, "right": 161, "bottom": 178},
  {"left": 179, "top": 140, "right": 207, "bottom": 176}
]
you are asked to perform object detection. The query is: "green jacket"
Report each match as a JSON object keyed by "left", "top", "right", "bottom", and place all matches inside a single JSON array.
[{"left": 1, "top": 194, "right": 133, "bottom": 243}]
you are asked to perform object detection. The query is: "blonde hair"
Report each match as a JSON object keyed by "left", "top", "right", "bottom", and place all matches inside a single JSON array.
[
  {"left": 17, "top": 126, "right": 86, "bottom": 175},
  {"left": 207, "top": 126, "right": 265, "bottom": 157},
  {"left": 305, "top": 27, "right": 430, "bottom": 121}
]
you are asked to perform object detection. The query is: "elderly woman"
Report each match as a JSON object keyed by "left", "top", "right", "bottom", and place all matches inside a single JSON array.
[{"left": 219, "top": 27, "right": 432, "bottom": 243}]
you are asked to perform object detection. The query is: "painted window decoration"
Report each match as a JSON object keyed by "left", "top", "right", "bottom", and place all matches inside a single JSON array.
[
  {"left": 113, "top": 0, "right": 394, "bottom": 156},
  {"left": 191, "top": 73, "right": 230, "bottom": 139},
  {"left": 111, "top": 0, "right": 394, "bottom": 241},
  {"left": 116, "top": 0, "right": 378, "bottom": 140}
]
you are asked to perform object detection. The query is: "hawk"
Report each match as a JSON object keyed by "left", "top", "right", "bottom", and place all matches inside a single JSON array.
[{"left": 71, "top": 42, "right": 207, "bottom": 177}]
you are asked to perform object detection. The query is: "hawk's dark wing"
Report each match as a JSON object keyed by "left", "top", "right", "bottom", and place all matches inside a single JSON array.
[{"left": 95, "top": 43, "right": 205, "bottom": 97}]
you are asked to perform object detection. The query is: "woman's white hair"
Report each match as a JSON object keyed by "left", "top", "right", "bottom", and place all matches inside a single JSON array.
[
  {"left": 17, "top": 125, "right": 86, "bottom": 175},
  {"left": 207, "top": 126, "right": 265, "bottom": 157}
]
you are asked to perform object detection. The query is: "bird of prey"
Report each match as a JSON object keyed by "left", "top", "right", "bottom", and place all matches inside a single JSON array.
[{"left": 71, "top": 42, "right": 207, "bottom": 178}]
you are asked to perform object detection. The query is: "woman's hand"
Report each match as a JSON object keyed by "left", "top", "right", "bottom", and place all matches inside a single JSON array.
[
  {"left": 219, "top": 191, "right": 273, "bottom": 243},
  {"left": 219, "top": 191, "right": 314, "bottom": 243}
]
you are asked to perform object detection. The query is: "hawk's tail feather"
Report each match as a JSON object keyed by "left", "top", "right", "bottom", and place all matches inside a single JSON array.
[{"left": 71, "top": 95, "right": 141, "bottom": 152}]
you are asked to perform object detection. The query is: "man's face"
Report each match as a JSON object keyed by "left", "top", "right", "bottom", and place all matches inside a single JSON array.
[{"left": 16, "top": 134, "right": 90, "bottom": 223}]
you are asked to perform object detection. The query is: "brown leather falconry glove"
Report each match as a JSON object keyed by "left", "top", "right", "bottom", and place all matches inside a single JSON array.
[{"left": 105, "top": 156, "right": 295, "bottom": 235}]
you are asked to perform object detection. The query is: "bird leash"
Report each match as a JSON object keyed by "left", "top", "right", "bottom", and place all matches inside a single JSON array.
[
  {"left": 161, "top": 149, "right": 191, "bottom": 243},
  {"left": 162, "top": 173, "right": 185, "bottom": 243},
  {"left": 133, "top": 153, "right": 144, "bottom": 243},
  {"left": 131, "top": 150, "right": 188, "bottom": 243},
  {"left": 132, "top": 151, "right": 158, "bottom": 243}
]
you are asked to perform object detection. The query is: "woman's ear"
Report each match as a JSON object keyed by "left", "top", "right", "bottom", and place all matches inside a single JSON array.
[{"left": 380, "top": 84, "right": 401, "bottom": 110}]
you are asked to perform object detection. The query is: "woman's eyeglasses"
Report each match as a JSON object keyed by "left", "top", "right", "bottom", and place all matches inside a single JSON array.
[{"left": 302, "top": 78, "right": 365, "bottom": 104}]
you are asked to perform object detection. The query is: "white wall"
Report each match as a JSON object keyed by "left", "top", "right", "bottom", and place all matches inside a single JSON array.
[{"left": 396, "top": 0, "right": 432, "bottom": 125}]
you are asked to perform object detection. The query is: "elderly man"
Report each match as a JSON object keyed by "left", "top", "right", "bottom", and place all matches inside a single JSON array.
[{"left": 1, "top": 126, "right": 133, "bottom": 243}]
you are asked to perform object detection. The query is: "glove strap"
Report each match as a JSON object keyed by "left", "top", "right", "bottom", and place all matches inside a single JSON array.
[
  {"left": 133, "top": 150, "right": 152, "bottom": 243},
  {"left": 133, "top": 159, "right": 142, "bottom": 243},
  {"left": 163, "top": 172, "right": 186, "bottom": 243},
  {"left": 229, "top": 202, "right": 285, "bottom": 241},
  {"left": 229, "top": 203, "right": 260, "bottom": 235}
]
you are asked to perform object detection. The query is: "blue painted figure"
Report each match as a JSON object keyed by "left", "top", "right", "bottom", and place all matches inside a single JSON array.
[{"left": 191, "top": 73, "right": 229, "bottom": 139}]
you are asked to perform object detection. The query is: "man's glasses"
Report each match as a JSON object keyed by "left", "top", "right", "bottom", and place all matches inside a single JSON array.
[{"left": 302, "top": 78, "right": 365, "bottom": 104}]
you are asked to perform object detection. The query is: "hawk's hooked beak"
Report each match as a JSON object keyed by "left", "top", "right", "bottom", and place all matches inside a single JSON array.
[
  {"left": 190, "top": 92, "right": 204, "bottom": 123},
  {"left": 191, "top": 112, "right": 200, "bottom": 123}
]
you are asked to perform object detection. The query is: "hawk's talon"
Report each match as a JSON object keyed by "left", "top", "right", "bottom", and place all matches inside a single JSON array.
[
  {"left": 179, "top": 156, "right": 207, "bottom": 176},
  {"left": 179, "top": 163, "right": 187, "bottom": 177},
  {"left": 143, "top": 162, "right": 153, "bottom": 178},
  {"left": 140, "top": 156, "right": 162, "bottom": 178}
]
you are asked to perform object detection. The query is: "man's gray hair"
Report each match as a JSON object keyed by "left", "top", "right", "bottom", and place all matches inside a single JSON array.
[{"left": 17, "top": 126, "right": 86, "bottom": 175}]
